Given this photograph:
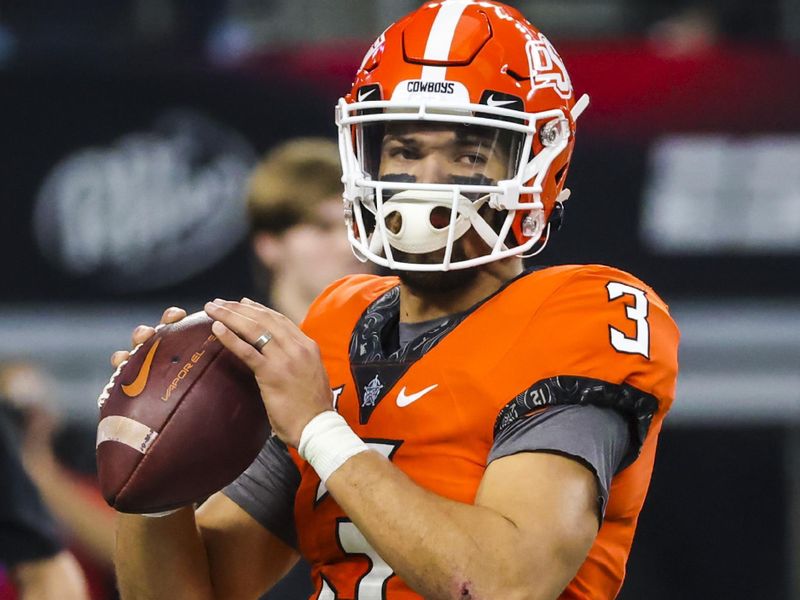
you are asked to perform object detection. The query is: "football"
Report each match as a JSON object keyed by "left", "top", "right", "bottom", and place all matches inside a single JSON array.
[{"left": 96, "top": 311, "right": 268, "bottom": 514}]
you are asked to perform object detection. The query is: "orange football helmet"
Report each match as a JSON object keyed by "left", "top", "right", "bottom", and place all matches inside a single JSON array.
[{"left": 337, "top": 0, "right": 589, "bottom": 271}]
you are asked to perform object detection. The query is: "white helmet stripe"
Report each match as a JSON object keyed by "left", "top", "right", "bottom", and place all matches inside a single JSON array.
[{"left": 420, "top": 0, "right": 473, "bottom": 81}]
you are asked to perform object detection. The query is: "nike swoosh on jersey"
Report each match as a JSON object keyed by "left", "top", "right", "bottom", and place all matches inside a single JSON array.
[
  {"left": 121, "top": 339, "right": 161, "bottom": 398},
  {"left": 396, "top": 384, "right": 438, "bottom": 407}
]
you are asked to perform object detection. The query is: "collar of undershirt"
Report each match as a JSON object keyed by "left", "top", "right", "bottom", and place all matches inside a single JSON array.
[{"left": 398, "top": 315, "right": 454, "bottom": 348}]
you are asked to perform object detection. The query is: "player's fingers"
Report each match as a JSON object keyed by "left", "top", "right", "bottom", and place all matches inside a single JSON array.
[
  {"left": 131, "top": 325, "right": 156, "bottom": 348},
  {"left": 241, "top": 297, "right": 267, "bottom": 309},
  {"left": 218, "top": 298, "right": 287, "bottom": 323},
  {"left": 209, "top": 320, "right": 264, "bottom": 373},
  {"left": 160, "top": 306, "right": 187, "bottom": 325},
  {"left": 206, "top": 300, "right": 297, "bottom": 346},
  {"left": 215, "top": 299, "right": 306, "bottom": 345},
  {"left": 204, "top": 301, "right": 266, "bottom": 346},
  {"left": 110, "top": 350, "right": 129, "bottom": 367},
  {"left": 212, "top": 299, "right": 270, "bottom": 323}
]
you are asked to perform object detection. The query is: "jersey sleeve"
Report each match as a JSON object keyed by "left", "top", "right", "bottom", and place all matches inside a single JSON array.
[
  {"left": 222, "top": 435, "right": 300, "bottom": 549},
  {"left": 488, "top": 404, "right": 630, "bottom": 517},
  {"left": 496, "top": 265, "right": 680, "bottom": 464}
]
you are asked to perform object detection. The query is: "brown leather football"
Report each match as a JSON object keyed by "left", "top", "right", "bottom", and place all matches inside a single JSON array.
[{"left": 96, "top": 311, "right": 268, "bottom": 514}]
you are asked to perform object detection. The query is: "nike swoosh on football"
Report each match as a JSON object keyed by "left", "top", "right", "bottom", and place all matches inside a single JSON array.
[
  {"left": 121, "top": 339, "right": 161, "bottom": 398},
  {"left": 486, "top": 95, "right": 517, "bottom": 107},
  {"left": 396, "top": 384, "right": 438, "bottom": 407},
  {"left": 358, "top": 88, "right": 377, "bottom": 101}
]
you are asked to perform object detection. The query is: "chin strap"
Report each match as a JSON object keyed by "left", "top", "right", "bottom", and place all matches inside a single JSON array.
[{"left": 520, "top": 222, "right": 553, "bottom": 259}]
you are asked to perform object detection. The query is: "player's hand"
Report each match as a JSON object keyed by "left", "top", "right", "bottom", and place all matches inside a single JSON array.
[
  {"left": 110, "top": 307, "right": 187, "bottom": 368},
  {"left": 203, "top": 298, "right": 332, "bottom": 448}
]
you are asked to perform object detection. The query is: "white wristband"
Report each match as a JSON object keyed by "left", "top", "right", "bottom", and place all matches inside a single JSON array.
[{"left": 298, "top": 411, "right": 369, "bottom": 484}]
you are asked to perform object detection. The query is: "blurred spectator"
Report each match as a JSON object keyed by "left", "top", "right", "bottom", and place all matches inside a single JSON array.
[
  {"left": 0, "top": 403, "right": 88, "bottom": 600},
  {"left": 0, "top": 363, "right": 116, "bottom": 600},
  {"left": 244, "top": 138, "right": 368, "bottom": 599},
  {"left": 245, "top": 137, "right": 365, "bottom": 324},
  {"left": 647, "top": 5, "right": 721, "bottom": 56}
]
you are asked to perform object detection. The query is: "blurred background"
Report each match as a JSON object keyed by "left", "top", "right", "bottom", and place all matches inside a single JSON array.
[{"left": 1, "top": 0, "right": 798, "bottom": 598}]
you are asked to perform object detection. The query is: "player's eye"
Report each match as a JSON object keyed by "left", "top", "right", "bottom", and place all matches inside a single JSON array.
[
  {"left": 388, "top": 145, "right": 421, "bottom": 161},
  {"left": 456, "top": 151, "right": 488, "bottom": 167}
]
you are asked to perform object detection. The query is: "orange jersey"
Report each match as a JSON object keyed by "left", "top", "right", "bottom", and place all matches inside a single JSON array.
[{"left": 294, "top": 265, "right": 679, "bottom": 600}]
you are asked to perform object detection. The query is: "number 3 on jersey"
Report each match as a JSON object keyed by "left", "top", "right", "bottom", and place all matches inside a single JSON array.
[
  {"left": 606, "top": 281, "right": 650, "bottom": 359},
  {"left": 327, "top": 520, "right": 393, "bottom": 599},
  {"left": 315, "top": 521, "right": 392, "bottom": 600},
  {"left": 318, "top": 440, "right": 401, "bottom": 600}
]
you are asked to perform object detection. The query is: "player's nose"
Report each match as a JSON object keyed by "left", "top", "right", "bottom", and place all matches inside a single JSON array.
[{"left": 408, "top": 153, "right": 450, "bottom": 184}]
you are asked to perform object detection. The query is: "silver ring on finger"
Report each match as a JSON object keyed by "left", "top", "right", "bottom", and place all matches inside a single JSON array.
[{"left": 253, "top": 331, "right": 273, "bottom": 352}]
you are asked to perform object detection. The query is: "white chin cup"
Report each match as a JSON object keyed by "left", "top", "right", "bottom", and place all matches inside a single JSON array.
[{"left": 377, "top": 190, "right": 473, "bottom": 254}]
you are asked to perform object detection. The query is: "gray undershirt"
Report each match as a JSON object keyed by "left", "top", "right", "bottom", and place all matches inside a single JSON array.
[
  {"left": 399, "top": 316, "right": 453, "bottom": 347},
  {"left": 224, "top": 406, "right": 630, "bottom": 550}
]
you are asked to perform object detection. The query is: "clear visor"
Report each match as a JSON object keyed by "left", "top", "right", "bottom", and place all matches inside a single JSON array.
[
  {"left": 343, "top": 119, "right": 528, "bottom": 267},
  {"left": 355, "top": 120, "right": 524, "bottom": 191},
  {"left": 337, "top": 95, "right": 587, "bottom": 271}
]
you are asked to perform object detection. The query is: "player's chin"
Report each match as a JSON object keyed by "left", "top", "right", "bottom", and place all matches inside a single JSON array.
[{"left": 393, "top": 248, "right": 479, "bottom": 295}]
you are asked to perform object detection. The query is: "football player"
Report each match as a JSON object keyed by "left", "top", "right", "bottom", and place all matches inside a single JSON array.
[{"left": 113, "top": 2, "right": 679, "bottom": 599}]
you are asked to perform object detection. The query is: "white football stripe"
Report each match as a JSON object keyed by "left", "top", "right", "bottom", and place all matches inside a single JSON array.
[
  {"left": 420, "top": 0, "right": 472, "bottom": 81},
  {"left": 97, "top": 415, "right": 158, "bottom": 454}
]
